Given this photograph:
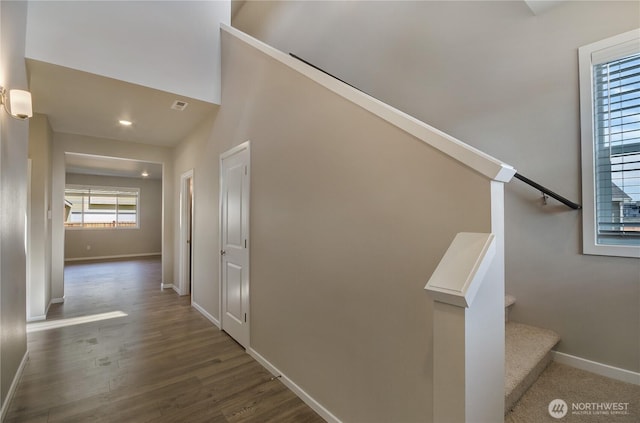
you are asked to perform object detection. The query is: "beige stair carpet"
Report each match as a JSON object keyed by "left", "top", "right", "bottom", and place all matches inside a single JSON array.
[
  {"left": 506, "top": 322, "right": 560, "bottom": 412},
  {"left": 506, "top": 362, "right": 640, "bottom": 423},
  {"left": 505, "top": 294, "right": 516, "bottom": 321}
]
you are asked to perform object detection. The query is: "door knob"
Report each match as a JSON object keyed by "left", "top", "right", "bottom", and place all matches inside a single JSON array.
[{"left": 220, "top": 250, "right": 226, "bottom": 256}]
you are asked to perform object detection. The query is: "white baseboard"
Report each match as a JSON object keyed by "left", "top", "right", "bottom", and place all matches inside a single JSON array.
[
  {"left": 64, "top": 252, "right": 161, "bottom": 262},
  {"left": 27, "top": 297, "right": 55, "bottom": 322},
  {"left": 171, "top": 285, "right": 181, "bottom": 295},
  {"left": 192, "top": 302, "right": 220, "bottom": 328},
  {"left": 553, "top": 351, "right": 640, "bottom": 385},
  {"left": 247, "top": 348, "right": 341, "bottom": 423},
  {"left": 0, "top": 350, "right": 29, "bottom": 421},
  {"left": 161, "top": 283, "right": 174, "bottom": 289},
  {"left": 51, "top": 296, "right": 65, "bottom": 304}
]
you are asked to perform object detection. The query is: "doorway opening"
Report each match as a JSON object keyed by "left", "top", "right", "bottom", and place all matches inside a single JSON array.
[
  {"left": 179, "top": 169, "right": 194, "bottom": 297},
  {"left": 58, "top": 154, "right": 165, "bottom": 304}
]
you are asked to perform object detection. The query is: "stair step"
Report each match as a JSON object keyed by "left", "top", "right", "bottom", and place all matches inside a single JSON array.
[
  {"left": 505, "top": 294, "right": 516, "bottom": 309},
  {"left": 505, "top": 322, "right": 560, "bottom": 414},
  {"left": 505, "top": 294, "right": 516, "bottom": 322}
]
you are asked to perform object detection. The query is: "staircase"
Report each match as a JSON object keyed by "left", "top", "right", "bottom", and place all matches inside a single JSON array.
[{"left": 504, "top": 296, "right": 560, "bottom": 414}]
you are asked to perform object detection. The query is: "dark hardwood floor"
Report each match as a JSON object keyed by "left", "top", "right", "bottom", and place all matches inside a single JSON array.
[{"left": 6, "top": 257, "right": 324, "bottom": 423}]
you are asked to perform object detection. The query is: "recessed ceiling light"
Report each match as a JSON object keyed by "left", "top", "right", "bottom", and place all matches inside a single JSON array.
[
  {"left": 119, "top": 120, "right": 133, "bottom": 126},
  {"left": 141, "top": 171, "right": 149, "bottom": 177}
]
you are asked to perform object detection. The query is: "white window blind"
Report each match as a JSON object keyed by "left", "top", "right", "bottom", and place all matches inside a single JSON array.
[{"left": 593, "top": 52, "right": 640, "bottom": 245}]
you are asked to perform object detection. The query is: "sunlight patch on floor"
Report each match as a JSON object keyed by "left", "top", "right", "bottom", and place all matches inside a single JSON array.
[{"left": 27, "top": 311, "right": 128, "bottom": 332}]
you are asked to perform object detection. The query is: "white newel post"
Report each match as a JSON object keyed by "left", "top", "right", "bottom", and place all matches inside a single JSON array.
[{"left": 425, "top": 232, "right": 505, "bottom": 423}]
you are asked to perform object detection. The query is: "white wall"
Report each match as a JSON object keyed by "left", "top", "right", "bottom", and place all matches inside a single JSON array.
[
  {"left": 0, "top": 0, "right": 29, "bottom": 408},
  {"left": 64, "top": 173, "right": 162, "bottom": 260},
  {"left": 233, "top": 0, "right": 640, "bottom": 373},
  {"left": 51, "top": 133, "right": 174, "bottom": 300},
  {"left": 27, "top": 114, "right": 53, "bottom": 321},
  {"left": 25, "top": 1, "right": 229, "bottom": 103}
]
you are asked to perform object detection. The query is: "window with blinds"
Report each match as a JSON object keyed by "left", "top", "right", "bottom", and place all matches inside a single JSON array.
[
  {"left": 64, "top": 185, "right": 139, "bottom": 229},
  {"left": 580, "top": 29, "right": 640, "bottom": 258},
  {"left": 593, "top": 53, "right": 640, "bottom": 244}
]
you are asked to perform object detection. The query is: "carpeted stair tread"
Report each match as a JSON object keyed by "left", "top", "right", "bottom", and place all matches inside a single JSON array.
[
  {"left": 506, "top": 362, "right": 640, "bottom": 422},
  {"left": 505, "top": 295, "right": 516, "bottom": 322},
  {"left": 505, "top": 322, "right": 560, "bottom": 413},
  {"left": 505, "top": 294, "right": 516, "bottom": 309}
]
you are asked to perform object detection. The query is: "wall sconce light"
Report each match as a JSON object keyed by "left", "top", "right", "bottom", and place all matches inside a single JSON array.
[{"left": 0, "top": 86, "right": 33, "bottom": 120}]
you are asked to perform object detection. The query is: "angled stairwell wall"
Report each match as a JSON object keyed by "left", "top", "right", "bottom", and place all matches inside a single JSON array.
[
  {"left": 205, "top": 25, "right": 514, "bottom": 422},
  {"left": 232, "top": 0, "right": 640, "bottom": 377}
]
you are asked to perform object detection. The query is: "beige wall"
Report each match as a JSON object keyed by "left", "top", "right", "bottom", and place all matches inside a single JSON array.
[
  {"left": 207, "top": 30, "right": 495, "bottom": 423},
  {"left": 64, "top": 173, "right": 162, "bottom": 260},
  {"left": 28, "top": 114, "right": 53, "bottom": 320},
  {"left": 233, "top": 0, "right": 640, "bottom": 372},
  {"left": 0, "top": 0, "right": 29, "bottom": 407},
  {"left": 173, "top": 112, "right": 220, "bottom": 312}
]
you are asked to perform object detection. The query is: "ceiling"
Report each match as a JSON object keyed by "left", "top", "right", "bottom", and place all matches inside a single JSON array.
[
  {"left": 28, "top": 59, "right": 218, "bottom": 148},
  {"left": 26, "top": 0, "right": 227, "bottom": 103},
  {"left": 25, "top": 1, "right": 228, "bottom": 178},
  {"left": 29, "top": 60, "right": 218, "bottom": 179},
  {"left": 66, "top": 153, "right": 163, "bottom": 180}
]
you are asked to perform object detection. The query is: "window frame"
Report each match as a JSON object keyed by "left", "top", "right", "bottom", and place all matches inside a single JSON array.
[
  {"left": 579, "top": 29, "right": 640, "bottom": 258},
  {"left": 64, "top": 184, "right": 141, "bottom": 230}
]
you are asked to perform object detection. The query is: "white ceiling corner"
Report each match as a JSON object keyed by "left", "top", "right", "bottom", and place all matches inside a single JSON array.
[
  {"left": 524, "top": 0, "right": 566, "bottom": 15},
  {"left": 231, "top": 0, "right": 247, "bottom": 21},
  {"left": 26, "top": 0, "right": 230, "bottom": 104},
  {"left": 25, "top": 1, "right": 230, "bottom": 178}
]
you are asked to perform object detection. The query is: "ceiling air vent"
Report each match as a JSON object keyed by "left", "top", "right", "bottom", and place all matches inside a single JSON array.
[{"left": 171, "top": 100, "right": 189, "bottom": 111}]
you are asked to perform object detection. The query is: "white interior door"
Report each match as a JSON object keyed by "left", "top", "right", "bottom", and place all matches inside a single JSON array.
[{"left": 220, "top": 142, "right": 250, "bottom": 348}]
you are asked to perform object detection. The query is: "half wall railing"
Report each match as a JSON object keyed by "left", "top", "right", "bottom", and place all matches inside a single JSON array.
[{"left": 425, "top": 232, "right": 503, "bottom": 422}]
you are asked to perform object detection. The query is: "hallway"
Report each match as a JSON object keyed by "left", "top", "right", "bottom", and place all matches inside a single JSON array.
[{"left": 6, "top": 257, "right": 323, "bottom": 423}]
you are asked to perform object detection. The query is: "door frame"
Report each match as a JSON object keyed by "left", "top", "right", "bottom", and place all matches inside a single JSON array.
[
  {"left": 218, "top": 141, "right": 250, "bottom": 345},
  {"left": 26, "top": 159, "right": 32, "bottom": 320},
  {"left": 179, "top": 169, "right": 194, "bottom": 297}
]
